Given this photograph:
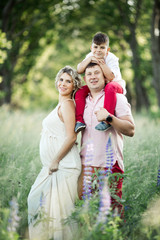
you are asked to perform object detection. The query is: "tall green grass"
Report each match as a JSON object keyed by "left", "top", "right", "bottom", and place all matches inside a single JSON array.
[
  {"left": 0, "top": 107, "right": 160, "bottom": 239},
  {"left": 0, "top": 106, "right": 46, "bottom": 239},
  {"left": 122, "top": 113, "right": 160, "bottom": 238}
]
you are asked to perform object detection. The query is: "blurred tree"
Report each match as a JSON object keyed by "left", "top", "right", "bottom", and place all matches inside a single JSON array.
[
  {"left": 0, "top": 0, "right": 157, "bottom": 111},
  {"left": 53, "top": 0, "right": 154, "bottom": 110},
  {"left": 151, "top": 0, "right": 160, "bottom": 107},
  {"left": 114, "top": 0, "right": 151, "bottom": 110},
  {"left": 0, "top": 0, "right": 60, "bottom": 105},
  {"left": 0, "top": 30, "right": 12, "bottom": 101},
  {"left": 0, "top": 30, "right": 12, "bottom": 65},
  {"left": 81, "top": 0, "right": 152, "bottom": 110}
]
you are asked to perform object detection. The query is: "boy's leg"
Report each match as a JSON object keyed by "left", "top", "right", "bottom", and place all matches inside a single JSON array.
[
  {"left": 95, "top": 82, "right": 123, "bottom": 131},
  {"left": 75, "top": 85, "right": 90, "bottom": 133},
  {"left": 104, "top": 82, "right": 123, "bottom": 114}
]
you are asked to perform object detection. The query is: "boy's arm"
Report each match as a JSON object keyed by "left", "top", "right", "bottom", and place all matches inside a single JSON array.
[
  {"left": 77, "top": 56, "right": 93, "bottom": 74},
  {"left": 77, "top": 54, "right": 116, "bottom": 81},
  {"left": 99, "top": 59, "right": 115, "bottom": 82}
]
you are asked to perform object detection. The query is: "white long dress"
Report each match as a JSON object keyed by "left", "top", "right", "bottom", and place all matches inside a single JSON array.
[{"left": 28, "top": 104, "right": 81, "bottom": 240}]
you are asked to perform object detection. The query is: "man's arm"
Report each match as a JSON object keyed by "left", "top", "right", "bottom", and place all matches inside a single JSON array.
[
  {"left": 110, "top": 115, "right": 135, "bottom": 137},
  {"left": 95, "top": 108, "right": 135, "bottom": 137}
]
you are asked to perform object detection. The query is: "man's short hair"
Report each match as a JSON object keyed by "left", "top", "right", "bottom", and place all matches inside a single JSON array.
[
  {"left": 92, "top": 32, "right": 109, "bottom": 47},
  {"left": 85, "top": 62, "right": 98, "bottom": 71}
]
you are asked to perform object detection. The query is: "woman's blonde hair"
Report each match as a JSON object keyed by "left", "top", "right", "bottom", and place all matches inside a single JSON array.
[{"left": 55, "top": 66, "right": 82, "bottom": 98}]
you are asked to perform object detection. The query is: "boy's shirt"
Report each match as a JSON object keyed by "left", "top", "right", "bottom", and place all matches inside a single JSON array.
[{"left": 85, "top": 52, "right": 126, "bottom": 94}]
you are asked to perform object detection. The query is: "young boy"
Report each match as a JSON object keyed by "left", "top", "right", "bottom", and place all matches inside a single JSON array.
[{"left": 75, "top": 32, "right": 126, "bottom": 133}]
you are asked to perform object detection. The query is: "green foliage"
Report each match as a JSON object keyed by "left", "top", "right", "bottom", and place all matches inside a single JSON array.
[
  {"left": 122, "top": 113, "right": 160, "bottom": 238},
  {"left": 0, "top": 106, "right": 44, "bottom": 238},
  {"left": 148, "top": 109, "right": 160, "bottom": 121},
  {"left": 139, "top": 197, "right": 160, "bottom": 240},
  {"left": 0, "top": 207, "right": 19, "bottom": 240},
  {"left": 0, "top": 197, "right": 21, "bottom": 240},
  {"left": 0, "top": 30, "right": 12, "bottom": 64},
  {"left": 0, "top": 108, "right": 160, "bottom": 239},
  {"left": 12, "top": 38, "right": 86, "bottom": 109},
  {"left": 0, "top": 0, "right": 158, "bottom": 110},
  {"left": 70, "top": 199, "right": 123, "bottom": 240}
]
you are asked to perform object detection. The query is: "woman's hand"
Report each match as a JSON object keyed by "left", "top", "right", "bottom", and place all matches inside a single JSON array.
[{"left": 49, "top": 160, "right": 59, "bottom": 175}]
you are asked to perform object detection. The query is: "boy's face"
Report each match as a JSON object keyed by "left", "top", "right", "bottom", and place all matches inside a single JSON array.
[{"left": 91, "top": 43, "right": 110, "bottom": 59}]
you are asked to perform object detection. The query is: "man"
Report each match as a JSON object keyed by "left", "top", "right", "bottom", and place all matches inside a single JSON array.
[{"left": 78, "top": 62, "right": 135, "bottom": 214}]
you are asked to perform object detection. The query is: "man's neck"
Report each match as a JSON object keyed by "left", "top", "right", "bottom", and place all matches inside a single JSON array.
[{"left": 90, "top": 90, "right": 103, "bottom": 100}]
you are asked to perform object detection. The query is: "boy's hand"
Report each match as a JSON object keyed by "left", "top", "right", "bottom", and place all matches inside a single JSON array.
[
  {"left": 91, "top": 56, "right": 99, "bottom": 63},
  {"left": 91, "top": 56, "right": 105, "bottom": 65},
  {"left": 97, "top": 59, "right": 105, "bottom": 65}
]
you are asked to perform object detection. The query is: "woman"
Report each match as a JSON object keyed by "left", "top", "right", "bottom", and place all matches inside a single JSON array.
[{"left": 28, "top": 66, "right": 82, "bottom": 240}]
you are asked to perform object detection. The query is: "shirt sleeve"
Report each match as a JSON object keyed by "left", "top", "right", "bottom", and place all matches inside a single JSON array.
[
  {"left": 83, "top": 52, "right": 93, "bottom": 61},
  {"left": 106, "top": 54, "right": 121, "bottom": 79},
  {"left": 115, "top": 94, "right": 132, "bottom": 118}
]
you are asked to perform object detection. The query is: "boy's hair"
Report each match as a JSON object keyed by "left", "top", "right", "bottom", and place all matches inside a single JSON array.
[{"left": 92, "top": 32, "right": 109, "bottom": 47}]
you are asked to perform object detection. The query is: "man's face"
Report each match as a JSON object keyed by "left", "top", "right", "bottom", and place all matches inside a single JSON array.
[
  {"left": 91, "top": 43, "right": 109, "bottom": 59},
  {"left": 84, "top": 65, "right": 106, "bottom": 93}
]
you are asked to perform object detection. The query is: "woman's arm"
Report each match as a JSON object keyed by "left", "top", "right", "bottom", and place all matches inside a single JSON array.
[{"left": 49, "top": 101, "right": 77, "bottom": 174}]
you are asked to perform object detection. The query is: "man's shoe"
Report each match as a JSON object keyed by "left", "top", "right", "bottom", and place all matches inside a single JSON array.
[
  {"left": 95, "top": 122, "right": 111, "bottom": 131},
  {"left": 75, "top": 122, "right": 86, "bottom": 133}
]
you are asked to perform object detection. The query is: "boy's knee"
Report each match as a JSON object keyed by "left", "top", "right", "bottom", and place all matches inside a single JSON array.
[
  {"left": 106, "top": 82, "right": 117, "bottom": 90},
  {"left": 75, "top": 85, "right": 90, "bottom": 98},
  {"left": 105, "top": 82, "right": 123, "bottom": 93}
]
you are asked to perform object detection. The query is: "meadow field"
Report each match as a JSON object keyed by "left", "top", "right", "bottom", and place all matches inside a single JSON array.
[{"left": 0, "top": 106, "right": 160, "bottom": 240}]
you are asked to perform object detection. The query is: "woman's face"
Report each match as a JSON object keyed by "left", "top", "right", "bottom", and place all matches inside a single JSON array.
[{"left": 57, "top": 73, "right": 74, "bottom": 97}]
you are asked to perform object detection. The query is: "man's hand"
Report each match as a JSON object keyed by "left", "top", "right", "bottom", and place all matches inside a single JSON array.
[
  {"left": 49, "top": 160, "right": 59, "bottom": 175},
  {"left": 95, "top": 108, "right": 109, "bottom": 122}
]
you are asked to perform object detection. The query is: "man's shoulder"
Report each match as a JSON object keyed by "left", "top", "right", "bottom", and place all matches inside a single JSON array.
[
  {"left": 116, "top": 93, "right": 129, "bottom": 104},
  {"left": 115, "top": 94, "right": 131, "bottom": 117}
]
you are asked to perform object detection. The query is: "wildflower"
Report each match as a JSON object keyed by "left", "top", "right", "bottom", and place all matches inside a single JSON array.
[
  {"left": 82, "top": 141, "right": 94, "bottom": 201},
  {"left": 97, "top": 178, "right": 111, "bottom": 224},
  {"left": 96, "top": 135, "right": 114, "bottom": 223},
  {"left": 157, "top": 164, "right": 160, "bottom": 187},
  {"left": 105, "top": 135, "right": 114, "bottom": 173},
  {"left": 98, "top": 135, "right": 114, "bottom": 191},
  {"left": 32, "top": 192, "right": 46, "bottom": 224},
  {"left": 7, "top": 197, "right": 21, "bottom": 232}
]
